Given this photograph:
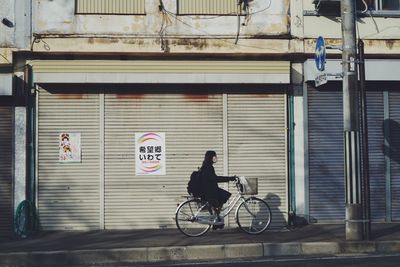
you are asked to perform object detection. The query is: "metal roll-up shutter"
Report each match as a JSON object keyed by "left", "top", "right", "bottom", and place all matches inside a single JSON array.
[
  {"left": 104, "top": 92, "right": 223, "bottom": 229},
  {"left": 38, "top": 87, "right": 100, "bottom": 230},
  {"left": 365, "top": 91, "right": 386, "bottom": 221},
  {"left": 390, "top": 91, "right": 400, "bottom": 221},
  {"left": 308, "top": 85, "right": 345, "bottom": 222},
  {"left": 227, "top": 92, "right": 287, "bottom": 227},
  {"left": 0, "top": 107, "right": 13, "bottom": 237},
  {"left": 308, "top": 86, "right": 386, "bottom": 223}
]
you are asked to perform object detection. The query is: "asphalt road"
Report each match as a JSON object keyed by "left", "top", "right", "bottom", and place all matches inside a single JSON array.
[{"left": 127, "top": 254, "right": 400, "bottom": 267}]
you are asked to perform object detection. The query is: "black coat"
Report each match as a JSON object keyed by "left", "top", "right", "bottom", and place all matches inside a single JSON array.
[{"left": 200, "top": 164, "right": 233, "bottom": 207}]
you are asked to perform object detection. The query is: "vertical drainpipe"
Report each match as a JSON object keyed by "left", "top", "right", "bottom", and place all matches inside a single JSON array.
[
  {"left": 26, "top": 65, "right": 36, "bottom": 210},
  {"left": 288, "top": 90, "right": 296, "bottom": 226}
]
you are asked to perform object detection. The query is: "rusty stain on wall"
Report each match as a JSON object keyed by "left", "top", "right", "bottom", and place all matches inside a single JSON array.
[
  {"left": 57, "top": 94, "right": 84, "bottom": 100},
  {"left": 385, "top": 40, "right": 395, "bottom": 50},
  {"left": 121, "top": 39, "right": 145, "bottom": 46},
  {"left": 116, "top": 94, "right": 145, "bottom": 100},
  {"left": 183, "top": 94, "right": 209, "bottom": 102}
]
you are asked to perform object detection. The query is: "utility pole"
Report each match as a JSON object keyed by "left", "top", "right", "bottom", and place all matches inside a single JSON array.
[
  {"left": 358, "top": 39, "right": 371, "bottom": 240},
  {"left": 341, "top": 0, "right": 363, "bottom": 241}
]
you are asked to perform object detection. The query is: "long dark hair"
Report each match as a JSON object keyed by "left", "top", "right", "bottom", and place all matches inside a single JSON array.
[{"left": 202, "top": 150, "right": 216, "bottom": 167}]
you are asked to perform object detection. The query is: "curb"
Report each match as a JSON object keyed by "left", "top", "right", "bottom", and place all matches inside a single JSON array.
[{"left": 1, "top": 241, "right": 400, "bottom": 266}]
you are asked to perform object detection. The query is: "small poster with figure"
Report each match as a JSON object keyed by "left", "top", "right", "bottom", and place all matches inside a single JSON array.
[
  {"left": 135, "top": 132, "right": 166, "bottom": 175},
  {"left": 59, "top": 132, "right": 81, "bottom": 163}
]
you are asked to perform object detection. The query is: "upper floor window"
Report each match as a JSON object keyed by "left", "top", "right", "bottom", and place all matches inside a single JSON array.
[
  {"left": 310, "top": 0, "right": 400, "bottom": 16},
  {"left": 177, "top": 0, "right": 242, "bottom": 15},
  {"left": 353, "top": 0, "right": 400, "bottom": 11},
  {"left": 75, "top": 0, "right": 146, "bottom": 15},
  {"left": 378, "top": 0, "right": 400, "bottom": 10}
]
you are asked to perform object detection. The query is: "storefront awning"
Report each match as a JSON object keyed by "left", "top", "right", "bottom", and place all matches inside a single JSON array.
[{"left": 31, "top": 60, "right": 290, "bottom": 84}]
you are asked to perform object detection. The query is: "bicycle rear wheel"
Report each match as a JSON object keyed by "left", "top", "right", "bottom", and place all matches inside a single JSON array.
[
  {"left": 236, "top": 197, "right": 272, "bottom": 235},
  {"left": 175, "top": 198, "right": 212, "bottom": 237}
]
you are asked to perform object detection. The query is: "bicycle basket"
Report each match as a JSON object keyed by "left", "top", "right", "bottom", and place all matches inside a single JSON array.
[{"left": 238, "top": 177, "right": 258, "bottom": 195}]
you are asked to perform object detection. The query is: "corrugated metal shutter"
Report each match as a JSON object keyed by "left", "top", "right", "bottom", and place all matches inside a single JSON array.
[
  {"left": 76, "top": 0, "right": 145, "bottom": 14},
  {"left": 38, "top": 87, "right": 101, "bottom": 230},
  {"left": 0, "top": 107, "right": 13, "bottom": 237},
  {"left": 178, "top": 0, "right": 238, "bottom": 15},
  {"left": 365, "top": 91, "right": 386, "bottom": 221},
  {"left": 308, "top": 85, "right": 345, "bottom": 222},
  {"left": 390, "top": 91, "right": 400, "bottom": 221},
  {"left": 104, "top": 92, "right": 223, "bottom": 229},
  {"left": 227, "top": 92, "right": 287, "bottom": 227},
  {"left": 308, "top": 85, "right": 386, "bottom": 223},
  {"left": 32, "top": 60, "right": 290, "bottom": 74}
]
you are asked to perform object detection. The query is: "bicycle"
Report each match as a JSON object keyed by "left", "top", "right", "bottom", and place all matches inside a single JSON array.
[{"left": 175, "top": 177, "right": 272, "bottom": 237}]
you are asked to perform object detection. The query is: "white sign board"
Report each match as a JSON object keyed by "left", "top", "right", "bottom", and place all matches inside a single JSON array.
[
  {"left": 59, "top": 132, "right": 81, "bottom": 163},
  {"left": 315, "top": 73, "right": 328, "bottom": 87},
  {"left": 135, "top": 132, "right": 166, "bottom": 175}
]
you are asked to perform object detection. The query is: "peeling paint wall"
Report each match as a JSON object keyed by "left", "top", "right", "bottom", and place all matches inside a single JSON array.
[
  {"left": 0, "top": 0, "right": 31, "bottom": 49},
  {"left": 297, "top": 0, "right": 400, "bottom": 55},
  {"left": 301, "top": 0, "right": 400, "bottom": 39},
  {"left": 0, "top": 0, "right": 14, "bottom": 47},
  {"left": 34, "top": 0, "right": 289, "bottom": 37}
]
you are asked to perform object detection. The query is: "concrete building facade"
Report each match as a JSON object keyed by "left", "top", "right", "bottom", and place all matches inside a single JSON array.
[{"left": 1, "top": 0, "right": 400, "bottom": 236}]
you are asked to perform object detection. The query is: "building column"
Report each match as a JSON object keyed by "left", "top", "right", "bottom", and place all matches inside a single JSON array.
[{"left": 14, "top": 106, "right": 26, "bottom": 212}]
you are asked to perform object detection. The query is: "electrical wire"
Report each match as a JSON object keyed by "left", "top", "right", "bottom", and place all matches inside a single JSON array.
[
  {"left": 158, "top": 0, "right": 172, "bottom": 51},
  {"left": 235, "top": 1, "right": 242, "bottom": 44},
  {"left": 246, "top": 0, "right": 272, "bottom": 16},
  {"left": 161, "top": 8, "right": 280, "bottom": 51},
  {"left": 361, "top": 0, "right": 369, "bottom": 13},
  {"left": 178, "top": 0, "right": 272, "bottom": 20},
  {"left": 367, "top": 9, "right": 380, "bottom": 33},
  {"left": 129, "top": 0, "right": 280, "bottom": 51}
]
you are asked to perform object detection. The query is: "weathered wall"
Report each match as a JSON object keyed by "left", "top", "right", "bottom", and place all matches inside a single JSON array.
[
  {"left": 297, "top": 0, "right": 400, "bottom": 55},
  {"left": 0, "top": 0, "right": 14, "bottom": 47},
  {"left": 0, "top": 0, "right": 31, "bottom": 52},
  {"left": 301, "top": 0, "right": 400, "bottom": 39},
  {"left": 34, "top": 0, "right": 289, "bottom": 37},
  {"left": 32, "top": 0, "right": 291, "bottom": 54}
]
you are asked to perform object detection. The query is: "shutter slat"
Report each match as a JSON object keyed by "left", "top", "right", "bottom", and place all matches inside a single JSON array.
[
  {"left": 390, "top": 91, "right": 400, "bottom": 220},
  {"left": 38, "top": 88, "right": 100, "bottom": 230},
  {"left": 0, "top": 107, "right": 13, "bottom": 237},
  {"left": 104, "top": 93, "right": 224, "bottom": 229},
  {"left": 308, "top": 85, "right": 345, "bottom": 222},
  {"left": 76, "top": 0, "right": 145, "bottom": 15},
  {"left": 178, "top": 0, "right": 237, "bottom": 15},
  {"left": 227, "top": 93, "right": 287, "bottom": 228}
]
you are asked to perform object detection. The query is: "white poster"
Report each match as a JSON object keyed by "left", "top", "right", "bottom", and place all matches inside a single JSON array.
[
  {"left": 59, "top": 132, "right": 81, "bottom": 163},
  {"left": 135, "top": 132, "right": 166, "bottom": 175}
]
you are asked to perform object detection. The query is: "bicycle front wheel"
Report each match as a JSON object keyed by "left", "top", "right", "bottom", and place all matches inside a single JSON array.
[
  {"left": 175, "top": 199, "right": 212, "bottom": 237},
  {"left": 236, "top": 197, "right": 272, "bottom": 235}
]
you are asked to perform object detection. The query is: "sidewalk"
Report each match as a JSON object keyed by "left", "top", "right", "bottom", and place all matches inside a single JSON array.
[{"left": 1, "top": 224, "right": 400, "bottom": 266}]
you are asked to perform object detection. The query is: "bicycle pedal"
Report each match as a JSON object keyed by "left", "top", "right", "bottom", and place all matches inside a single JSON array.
[{"left": 212, "top": 219, "right": 224, "bottom": 225}]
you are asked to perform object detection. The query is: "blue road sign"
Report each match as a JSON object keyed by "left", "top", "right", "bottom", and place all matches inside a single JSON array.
[{"left": 315, "top": 36, "right": 326, "bottom": 71}]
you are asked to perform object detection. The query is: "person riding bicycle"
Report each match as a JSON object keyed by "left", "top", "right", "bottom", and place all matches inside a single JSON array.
[{"left": 199, "top": 150, "right": 236, "bottom": 230}]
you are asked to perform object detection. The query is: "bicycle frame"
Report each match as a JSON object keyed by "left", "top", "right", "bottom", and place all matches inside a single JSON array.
[
  {"left": 181, "top": 179, "right": 255, "bottom": 225},
  {"left": 176, "top": 177, "right": 271, "bottom": 236},
  {"left": 220, "top": 192, "right": 246, "bottom": 219}
]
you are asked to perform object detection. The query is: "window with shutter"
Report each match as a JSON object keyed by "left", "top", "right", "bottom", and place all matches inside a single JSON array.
[
  {"left": 177, "top": 0, "right": 242, "bottom": 15},
  {"left": 75, "top": 0, "right": 145, "bottom": 15}
]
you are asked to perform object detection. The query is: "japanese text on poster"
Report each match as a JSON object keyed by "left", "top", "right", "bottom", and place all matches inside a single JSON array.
[
  {"left": 59, "top": 132, "right": 81, "bottom": 163},
  {"left": 135, "top": 132, "right": 166, "bottom": 175}
]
